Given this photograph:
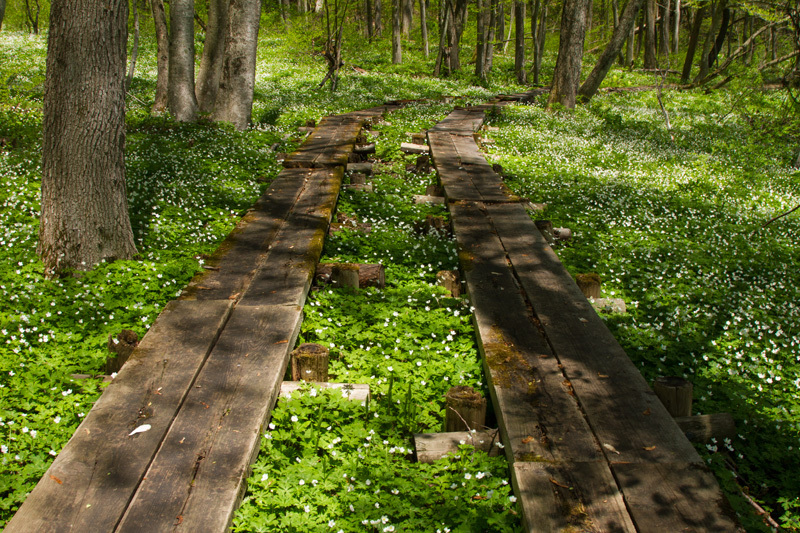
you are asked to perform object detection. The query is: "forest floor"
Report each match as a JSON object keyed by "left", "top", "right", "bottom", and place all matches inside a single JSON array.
[{"left": 1, "top": 18, "right": 799, "bottom": 531}]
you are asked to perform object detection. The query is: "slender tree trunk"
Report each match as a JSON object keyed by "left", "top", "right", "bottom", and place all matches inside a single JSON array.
[
  {"left": 496, "top": 1, "right": 505, "bottom": 51},
  {"left": 150, "top": 0, "right": 170, "bottom": 114},
  {"left": 626, "top": 15, "right": 635, "bottom": 65},
  {"left": 531, "top": 0, "right": 542, "bottom": 80},
  {"left": 40, "top": 0, "right": 137, "bottom": 277},
  {"left": 0, "top": 0, "right": 7, "bottom": 31},
  {"left": 547, "top": 0, "right": 589, "bottom": 108},
  {"left": 24, "top": 0, "right": 40, "bottom": 34},
  {"left": 434, "top": 0, "right": 451, "bottom": 75},
  {"left": 707, "top": 5, "right": 730, "bottom": 67},
  {"left": 476, "top": 0, "right": 487, "bottom": 79},
  {"left": 673, "top": 0, "right": 681, "bottom": 54},
  {"left": 579, "top": 0, "right": 645, "bottom": 100},
  {"left": 392, "top": 0, "right": 402, "bottom": 63},
  {"left": 196, "top": 0, "right": 229, "bottom": 114},
  {"left": 420, "top": 0, "right": 429, "bottom": 56},
  {"left": 533, "top": 0, "right": 547, "bottom": 81},
  {"left": 485, "top": 0, "right": 496, "bottom": 71},
  {"left": 514, "top": 0, "right": 526, "bottom": 83},
  {"left": 169, "top": 0, "right": 199, "bottom": 121},
  {"left": 586, "top": 0, "right": 593, "bottom": 36},
  {"left": 213, "top": 0, "right": 262, "bottom": 129},
  {"left": 448, "top": 0, "right": 467, "bottom": 72},
  {"left": 681, "top": 6, "right": 704, "bottom": 82},
  {"left": 126, "top": 0, "right": 140, "bottom": 92},
  {"left": 643, "top": 0, "right": 657, "bottom": 68},
  {"left": 695, "top": 0, "right": 726, "bottom": 82},
  {"left": 503, "top": 0, "right": 513, "bottom": 53},
  {"left": 366, "top": 0, "right": 374, "bottom": 39},
  {"left": 374, "top": 0, "right": 383, "bottom": 35},
  {"left": 659, "top": 0, "right": 670, "bottom": 57}
]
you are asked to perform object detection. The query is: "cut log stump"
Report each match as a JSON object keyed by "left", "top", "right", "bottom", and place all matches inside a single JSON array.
[
  {"left": 401, "top": 142, "right": 430, "bottom": 154},
  {"left": 291, "top": 343, "right": 330, "bottom": 382},
  {"left": 315, "top": 263, "right": 385, "bottom": 289},
  {"left": 445, "top": 386, "right": 486, "bottom": 432},
  {"left": 575, "top": 273, "right": 602, "bottom": 299},
  {"left": 331, "top": 263, "right": 360, "bottom": 290},
  {"left": 654, "top": 376, "right": 693, "bottom": 417},
  {"left": 106, "top": 329, "right": 139, "bottom": 374},
  {"left": 436, "top": 270, "right": 461, "bottom": 297},
  {"left": 675, "top": 413, "right": 736, "bottom": 443}
]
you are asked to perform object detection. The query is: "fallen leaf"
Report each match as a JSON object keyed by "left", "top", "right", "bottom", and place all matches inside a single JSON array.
[
  {"left": 128, "top": 424, "right": 152, "bottom": 436},
  {"left": 644, "top": 446, "right": 657, "bottom": 451},
  {"left": 549, "top": 478, "right": 570, "bottom": 488},
  {"left": 642, "top": 408, "right": 651, "bottom": 415},
  {"left": 603, "top": 443, "right": 621, "bottom": 455},
  {"left": 49, "top": 475, "right": 63, "bottom": 485},
  {"left": 598, "top": 373, "right": 609, "bottom": 378},
  {"left": 275, "top": 340, "right": 289, "bottom": 344},
  {"left": 521, "top": 436, "right": 535, "bottom": 444}
]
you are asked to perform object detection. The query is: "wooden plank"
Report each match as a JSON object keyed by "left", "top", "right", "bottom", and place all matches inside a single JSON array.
[
  {"left": 484, "top": 202, "right": 702, "bottom": 464},
  {"left": 512, "top": 462, "right": 636, "bottom": 533},
  {"left": 283, "top": 116, "right": 363, "bottom": 169},
  {"left": 428, "top": 132, "right": 484, "bottom": 203},
  {"left": 240, "top": 167, "right": 342, "bottom": 307},
  {"left": 181, "top": 169, "right": 308, "bottom": 301},
  {"left": 5, "top": 300, "right": 233, "bottom": 533},
  {"left": 613, "top": 463, "right": 742, "bottom": 531},
  {"left": 450, "top": 201, "right": 601, "bottom": 464},
  {"left": 429, "top": 108, "right": 486, "bottom": 133},
  {"left": 116, "top": 304, "right": 303, "bottom": 533},
  {"left": 279, "top": 381, "right": 370, "bottom": 402},
  {"left": 414, "top": 431, "right": 501, "bottom": 463}
]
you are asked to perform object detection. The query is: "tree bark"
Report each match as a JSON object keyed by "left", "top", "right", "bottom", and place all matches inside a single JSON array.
[
  {"left": 476, "top": 0, "right": 486, "bottom": 79},
  {"left": 579, "top": 0, "right": 645, "bottom": 100},
  {"left": 531, "top": 0, "right": 542, "bottom": 82},
  {"left": 150, "top": 0, "right": 170, "bottom": 114},
  {"left": 434, "top": 0, "right": 451, "bottom": 76},
  {"left": 392, "top": 0, "right": 402, "bottom": 63},
  {"left": 706, "top": 6, "right": 730, "bottom": 68},
  {"left": 485, "top": 0, "right": 496, "bottom": 71},
  {"left": 169, "top": 0, "right": 199, "bottom": 121},
  {"left": 514, "top": 0, "right": 526, "bottom": 83},
  {"left": 366, "top": 0, "right": 374, "bottom": 39},
  {"left": 496, "top": 1, "right": 505, "bottom": 51},
  {"left": 449, "top": 0, "right": 468, "bottom": 72},
  {"left": 643, "top": 0, "right": 657, "bottom": 68},
  {"left": 681, "top": 6, "right": 704, "bottom": 82},
  {"left": 673, "top": 0, "right": 681, "bottom": 54},
  {"left": 420, "top": 0, "right": 429, "bottom": 56},
  {"left": 126, "top": 0, "right": 140, "bottom": 92},
  {"left": 39, "top": 0, "right": 137, "bottom": 277},
  {"left": 24, "top": 0, "right": 40, "bottom": 34},
  {"left": 0, "top": 0, "right": 5, "bottom": 31},
  {"left": 214, "top": 0, "right": 262, "bottom": 130},
  {"left": 374, "top": 0, "right": 383, "bottom": 35},
  {"left": 659, "top": 0, "right": 670, "bottom": 57},
  {"left": 196, "top": 0, "right": 229, "bottom": 114},
  {"left": 547, "top": 0, "right": 589, "bottom": 108},
  {"left": 402, "top": 0, "right": 413, "bottom": 36}
]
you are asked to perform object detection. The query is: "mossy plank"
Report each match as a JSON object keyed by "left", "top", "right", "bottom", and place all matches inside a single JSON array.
[
  {"left": 283, "top": 116, "right": 364, "bottom": 168},
  {"left": 5, "top": 300, "right": 233, "bottom": 533},
  {"left": 485, "top": 202, "right": 701, "bottom": 465},
  {"left": 116, "top": 304, "right": 303, "bottom": 533},
  {"left": 512, "top": 462, "right": 636, "bottom": 533}
]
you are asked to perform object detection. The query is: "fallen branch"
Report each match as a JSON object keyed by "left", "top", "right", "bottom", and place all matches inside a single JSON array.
[
  {"left": 694, "top": 21, "right": 780, "bottom": 87},
  {"left": 761, "top": 203, "right": 800, "bottom": 228},
  {"left": 759, "top": 49, "right": 800, "bottom": 71}
]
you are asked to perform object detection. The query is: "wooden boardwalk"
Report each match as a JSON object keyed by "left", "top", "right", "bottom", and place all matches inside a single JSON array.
[
  {"left": 428, "top": 97, "right": 741, "bottom": 531},
  {"left": 5, "top": 106, "right": 391, "bottom": 533}
]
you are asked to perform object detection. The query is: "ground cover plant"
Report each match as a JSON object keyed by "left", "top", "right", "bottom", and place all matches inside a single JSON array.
[
  {"left": 232, "top": 103, "right": 521, "bottom": 532},
  {"left": 485, "top": 87, "right": 800, "bottom": 530},
  {"left": 0, "top": 21, "right": 524, "bottom": 528}
]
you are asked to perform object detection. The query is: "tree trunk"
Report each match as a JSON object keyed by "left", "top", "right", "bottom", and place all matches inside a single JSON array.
[
  {"left": 547, "top": 0, "right": 589, "bottom": 108},
  {"left": 434, "top": 0, "right": 450, "bottom": 76},
  {"left": 39, "top": 0, "right": 137, "bottom": 277},
  {"left": 695, "top": 0, "right": 726, "bottom": 83},
  {"left": 169, "top": 0, "right": 199, "bottom": 121},
  {"left": 196, "top": 0, "right": 229, "bottom": 114},
  {"left": 534, "top": 1, "right": 547, "bottom": 81},
  {"left": 485, "top": 0, "right": 496, "bottom": 71},
  {"left": 579, "top": 0, "right": 645, "bottom": 100},
  {"left": 625, "top": 14, "right": 635, "bottom": 65},
  {"left": 126, "top": 0, "right": 140, "bottom": 92},
  {"left": 659, "top": 0, "right": 670, "bottom": 57},
  {"left": 213, "top": 0, "right": 262, "bottom": 130},
  {"left": 643, "top": 0, "right": 657, "bottom": 68},
  {"left": 0, "top": 0, "right": 5, "bottom": 31},
  {"left": 392, "top": 0, "right": 402, "bottom": 63},
  {"left": 681, "top": 6, "right": 704, "bottom": 82},
  {"left": 150, "top": 0, "right": 170, "bottom": 114},
  {"left": 531, "top": 0, "right": 542, "bottom": 82},
  {"left": 476, "top": 0, "right": 487, "bottom": 79},
  {"left": 402, "top": 0, "right": 413, "bottom": 36},
  {"left": 24, "top": 0, "right": 40, "bottom": 34},
  {"left": 673, "top": 0, "right": 681, "bottom": 54},
  {"left": 450, "top": 0, "right": 468, "bottom": 72},
  {"left": 707, "top": 6, "right": 730, "bottom": 68},
  {"left": 366, "top": 0, "right": 374, "bottom": 39},
  {"left": 496, "top": 1, "right": 505, "bottom": 51},
  {"left": 374, "top": 0, "right": 383, "bottom": 35},
  {"left": 420, "top": 0, "right": 429, "bottom": 56},
  {"left": 514, "top": 0, "right": 525, "bottom": 83}
]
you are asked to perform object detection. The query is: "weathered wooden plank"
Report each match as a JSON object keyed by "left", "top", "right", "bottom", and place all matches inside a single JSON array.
[
  {"left": 428, "top": 132, "right": 511, "bottom": 203},
  {"left": 429, "top": 108, "right": 486, "bottom": 133},
  {"left": 279, "top": 381, "right": 370, "bottom": 402},
  {"left": 414, "top": 431, "right": 500, "bottom": 463},
  {"left": 181, "top": 169, "right": 308, "bottom": 301},
  {"left": 512, "top": 462, "right": 636, "bottom": 533},
  {"left": 116, "top": 304, "right": 303, "bottom": 533},
  {"left": 5, "top": 300, "right": 233, "bottom": 533},
  {"left": 450, "top": 201, "right": 601, "bottom": 465},
  {"left": 613, "top": 463, "right": 742, "bottom": 531},
  {"left": 283, "top": 116, "right": 364, "bottom": 168},
  {"left": 484, "top": 202, "right": 702, "bottom": 464},
  {"left": 240, "top": 167, "right": 342, "bottom": 307}
]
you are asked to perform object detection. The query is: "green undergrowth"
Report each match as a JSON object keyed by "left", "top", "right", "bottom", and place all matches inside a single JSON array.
[
  {"left": 485, "top": 89, "right": 800, "bottom": 530},
  {"left": 233, "top": 104, "right": 521, "bottom": 532}
]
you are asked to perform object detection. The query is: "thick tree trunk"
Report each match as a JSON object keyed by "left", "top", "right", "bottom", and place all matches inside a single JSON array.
[
  {"left": 547, "top": 0, "right": 589, "bottom": 108},
  {"left": 643, "top": 0, "right": 657, "bottom": 68},
  {"left": 150, "top": 0, "right": 169, "bottom": 114},
  {"left": 374, "top": 0, "right": 383, "bottom": 35},
  {"left": 450, "top": 0, "right": 468, "bottom": 72},
  {"left": 402, "top": 0, "right": 412, "bottom": 36},
  {"left": 579, "top": 0, "right": 645, "bottom": 100},
  {"left": 392, "top": 0, "right": 402, "bottom": 63},
  {"left": 514, "top": 0, "right": 526, "bottom": 83},
  {"left": 681, "top": 6, "right": 704, "bottom": 82},
  {"left": 196, "top": 0, "right": 229, "bottom": 114},
  {"left": 420, "top": 0, "right": 429, "bottom": 56},
  {"left": 626, "top": 15, "right": 635, "bottom": 64},
  {"left": 40, "top": 0, "right": 137, "bottom": 277},
  {"left": 695, "top": 0, "right": 726, "bottom": 83},
  {"left": 168, "top": 0, "right": 198, "bottom": 121},
  {"left": 214, "top": 0, "right": 262, "bottom": 130},
  {"left": 0, "top": 0, "right": 5, "bottom": 31}
]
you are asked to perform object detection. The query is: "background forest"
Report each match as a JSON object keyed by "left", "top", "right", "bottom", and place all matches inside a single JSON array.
[{"left": 0, "top": 0, "right": 799, "bottom": 530}]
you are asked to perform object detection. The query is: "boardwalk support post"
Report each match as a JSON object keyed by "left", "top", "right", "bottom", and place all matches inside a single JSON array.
[
  {"left": 291, "top": 343, "right": 330, "bottom": 382},
  {"left": 445, "top": 386, "right": 486, "bottom": 432},
  {"left": 654, "top": 376, "right": 693, "bottom": 417},
  {"left": 331, "top": 263, "right": 360, "bottom": 290}
]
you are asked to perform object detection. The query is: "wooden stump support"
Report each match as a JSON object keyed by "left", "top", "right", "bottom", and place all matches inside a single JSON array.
[
  {"left": 445, "top": 386, "right": 487, "bottom": 432},
  {"left": 291, "top": 343, "right": 330, "bottom": 382},
  {"left": 654, "top": 376, "right": 693, "bottom": 417}
]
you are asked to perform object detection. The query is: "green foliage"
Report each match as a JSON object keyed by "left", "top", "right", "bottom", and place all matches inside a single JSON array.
[{"left": 487, "top": 87, "right": 800, "bottom": 530}]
